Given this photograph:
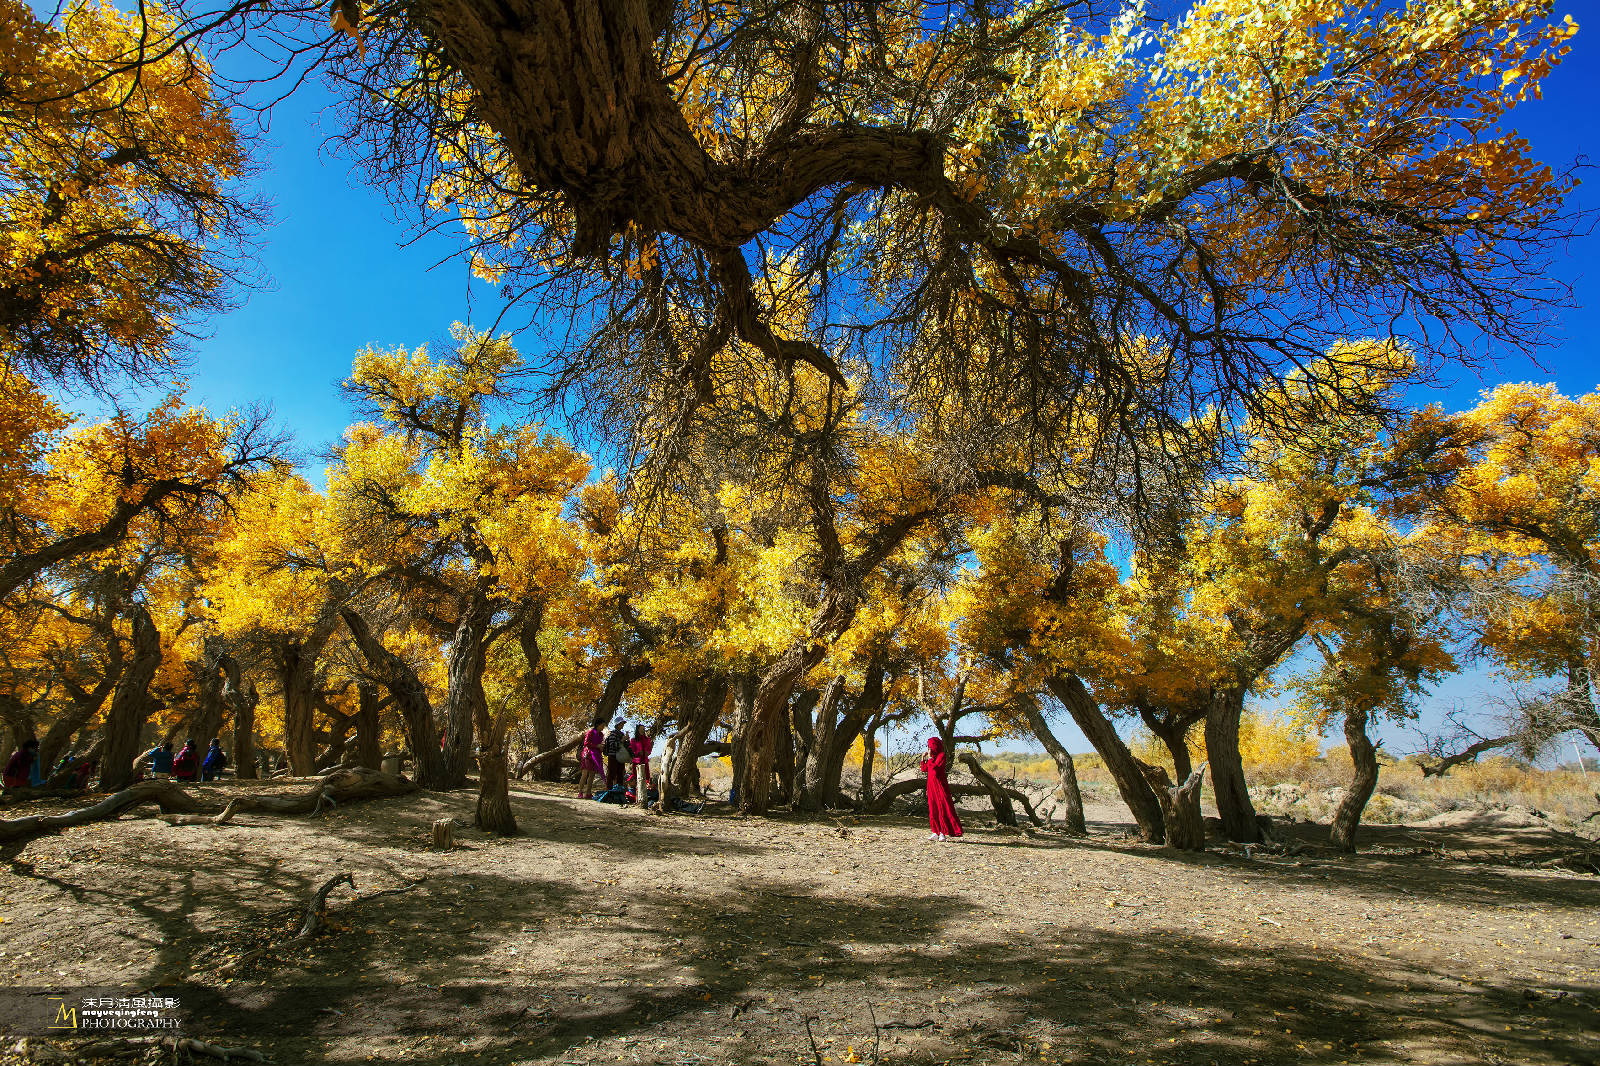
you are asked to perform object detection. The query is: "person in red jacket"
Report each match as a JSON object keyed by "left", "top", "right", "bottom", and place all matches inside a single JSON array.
[
  {"left": 172, "top": 738, "right": 199, "bottom": 783},
  {"left": 920, "top": 736, "right": 963, "bottom": 841},
  {"left": 628, "top": 725, "right": 654, "bottom": 808}
]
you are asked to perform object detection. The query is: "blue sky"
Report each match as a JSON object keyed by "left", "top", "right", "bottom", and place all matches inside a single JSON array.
[{"left": 163, "top": 13, "right": 1600, "bottom": 757}]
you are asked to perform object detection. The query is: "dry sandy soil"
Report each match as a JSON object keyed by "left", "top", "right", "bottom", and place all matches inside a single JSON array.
[{"left": 0, "top": 777, "right": 1597, "bottom": 1065}]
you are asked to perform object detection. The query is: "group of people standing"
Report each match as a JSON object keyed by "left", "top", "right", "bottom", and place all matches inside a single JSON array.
[{"left": 577, "top": 718, "right": 654, "bottom": 805}]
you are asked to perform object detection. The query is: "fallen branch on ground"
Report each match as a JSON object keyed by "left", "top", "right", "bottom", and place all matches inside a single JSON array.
[
  {"left": 172, "top": 1036, "right": 268, "bottom": 1062},
  {"left": 218, "top": 871, "right": 357, "bottom": 976},
  {"left": 0, "top": 781, "right": 204, "bottom": 843},
  {"left": 159, "top": 768, "right": 416, "bottom": 828}
]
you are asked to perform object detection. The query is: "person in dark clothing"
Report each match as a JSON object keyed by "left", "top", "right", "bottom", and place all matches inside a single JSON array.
[
  {"left": 146, "top": 742, "right": 175, "bottom": 780},
  {"left": 201, "top": 739, "right": 228, "bottom": 782},
  {"left": 173, "top": 738, "right": 199, "bottom": 782},
  {"left": 602, "top": 718, "right": 629, "bottom": 790},
  {"left": 3, "top": 739, "right": 39, "bottom": 789}
]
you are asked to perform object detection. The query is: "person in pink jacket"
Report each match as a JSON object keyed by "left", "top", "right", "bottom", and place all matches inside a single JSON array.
[
  {"left": 628, "top": 726, "right": 654, "bottom": 808},
  {"left": 577, "top": 724, "right": 605, "bottom": 799}
]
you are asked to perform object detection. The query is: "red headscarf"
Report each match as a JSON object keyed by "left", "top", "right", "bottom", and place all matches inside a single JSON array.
[{"left": 927, "top": 736, "right": 943, "bottom": 755}]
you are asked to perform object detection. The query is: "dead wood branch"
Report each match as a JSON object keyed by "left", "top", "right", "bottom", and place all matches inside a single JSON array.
[
  {"left": 514, "top": 734, "right": 582, "bottom": 777},
  {"left": 0, "top": 781, "right": 204, "bottom": 843}
]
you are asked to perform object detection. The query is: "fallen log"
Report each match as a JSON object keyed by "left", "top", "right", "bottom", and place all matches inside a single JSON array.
[
  {"left": 163, "top": 767, "right": 416, "bottom": 826},
  {"left": 0, "top": 781, "right": 204, "bottom": 843}
]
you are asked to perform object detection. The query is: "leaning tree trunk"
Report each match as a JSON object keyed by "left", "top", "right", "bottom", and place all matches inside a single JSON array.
[
  {"left": 1206, "top": 688, "right": 1261, "bottom": 843},
  {"left": 340, "top": 608, "right": 451, "bottom": 789},
  {"left": 670, "top": 674, "right": 728, "bottom": 799},
  {"left": 1045, "top": 673, "right": 1164, "bottom": 843},
  {"left": 1020, "top": 698, "right": 1087, "bottom": 834},
  {"left": 796, "top": 678, "right": 845, "bottom": 812},
  {"left": 441, "top": 592, "right": 492, "bottom": 788},
  {"left": 518, "top": 604, "right": 561, "bottom": 782},
  {"left": 1330, "top": 706, "right": 1379, "bottom": 853},
  {"left": 98, "top": 605, "right": 161, "bottom": 792}
]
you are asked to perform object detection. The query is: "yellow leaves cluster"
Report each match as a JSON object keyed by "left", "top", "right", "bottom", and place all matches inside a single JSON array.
[{"left": 0, "top": 0, "right": 249, "bottom": 379}]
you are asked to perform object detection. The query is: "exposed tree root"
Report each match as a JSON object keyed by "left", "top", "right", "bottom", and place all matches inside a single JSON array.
[{"left": 218, "top": 871, "right": 357, "bottom": 977}]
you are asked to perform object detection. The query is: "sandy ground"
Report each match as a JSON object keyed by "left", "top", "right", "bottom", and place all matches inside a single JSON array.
[{"left": 0, "top": 778, "right": 1597, "bottom": 1065}]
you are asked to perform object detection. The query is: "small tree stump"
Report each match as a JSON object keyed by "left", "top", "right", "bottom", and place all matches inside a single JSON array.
[
  {"left": 1138, "top": 760, "right": 1208, "bottom": 851},
  {"left": 429, "top": 818, "right": 455, "bottom": 850}
]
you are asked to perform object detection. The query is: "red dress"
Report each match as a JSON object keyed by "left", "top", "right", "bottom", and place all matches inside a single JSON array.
[{"left": 921, "top": 738, "right": 963, "bottom": 837}]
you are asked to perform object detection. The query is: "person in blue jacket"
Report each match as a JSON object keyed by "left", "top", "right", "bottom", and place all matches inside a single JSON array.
[
  {"left": 146, "top": 742, "right": 175, "bottom": 780},
  {"left": 201, "top": 739, "right": 228, "bottom": 782}
]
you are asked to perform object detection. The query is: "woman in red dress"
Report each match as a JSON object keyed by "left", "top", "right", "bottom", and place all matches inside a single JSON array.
[{"left": 920, "top": 737, "right": 963, "bottom": 841}]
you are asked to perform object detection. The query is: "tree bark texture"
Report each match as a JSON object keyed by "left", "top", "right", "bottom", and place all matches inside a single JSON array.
[
  {"left": 97, "top": 604, "right": 161, "bottom": 792},
  {"left": 1206, "top": 688, "right": 1261, "bottom": 843},
  {"left": 1045, "top": 673, "right": 1164, "bottom": 843},
  {"left": 1331, "top": 706, "right": 1379, "bottom": 853},
  {"left": 1020, "top": 698, "right": 1087, "bottom": 834},
  {"left": 1141, "top": 761, "right": 1207, "bottom": 851},
  {"left": 441, "top": 592, "right": 492, "bottom": 787},
  {"left": 669, "top": 674, "right": 727, "bottom": 798},
  {"left": 220, "top": 654, "right": 259, "bottom": 780},
  {"left": 355, "top": 682, "right": 383, "bottom": 769},
  {"left": 519, "top": 605, "right": 560, "bottom": 781},
  {"left": 340, "top": 608, "right": 452, "bottom": 789}
]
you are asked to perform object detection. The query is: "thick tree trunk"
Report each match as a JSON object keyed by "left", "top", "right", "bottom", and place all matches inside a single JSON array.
[
  {"left": 1206, "top": 688, "right": 1261, "bottom": 843},
  {"left": 354, "top": 683, "right": 383, "bottom": 770},
  {"left": 189, "top": 643, "right": 229, "bottom": 751},
  {"left": 518, "top": 604, "right": 560, "bottom": 782},
  {"left": 670, "top": 674, "right": 727, "bottom": 799},
  {"left": 1020, "top": 698, "right": 1087, "bottom": 834},
  {"left": 773, "top": 702, "right": 797, "bottom": 806},
  {"left": 1331, "top": 707, "right": 1379, "bottom": 853},
  {"left": 728, "top": 674, "right": 755, "bottom": 805},
  {"left": 740, "top": 640, "right": 825, "bottom": 812},
  {"left": 221, "top": 656, "right": 259, "bottom": 781},
  {"left": 1045, "top": 673, "right": 1164, "bottom": 843},
  {"left": 475, "top": 746, "right": 517, "bottom": 834},
  {"left": 1140, "top": 761, "right": 1208, "bottom": 851},
  {"left": 441, "top": 592, "right": 492, "bottom": 787},
  {"left": 279, "top": 642, "right": 320, "bottom": 777},
  {"left": 98, "top": 604, "right": 161, "bottom": 792},
  {"left": 340, "top": 608, "right": 451, "bottom": 789},
  {"left": 796, "top": 678, "right": 843, "bottom": 812}
]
